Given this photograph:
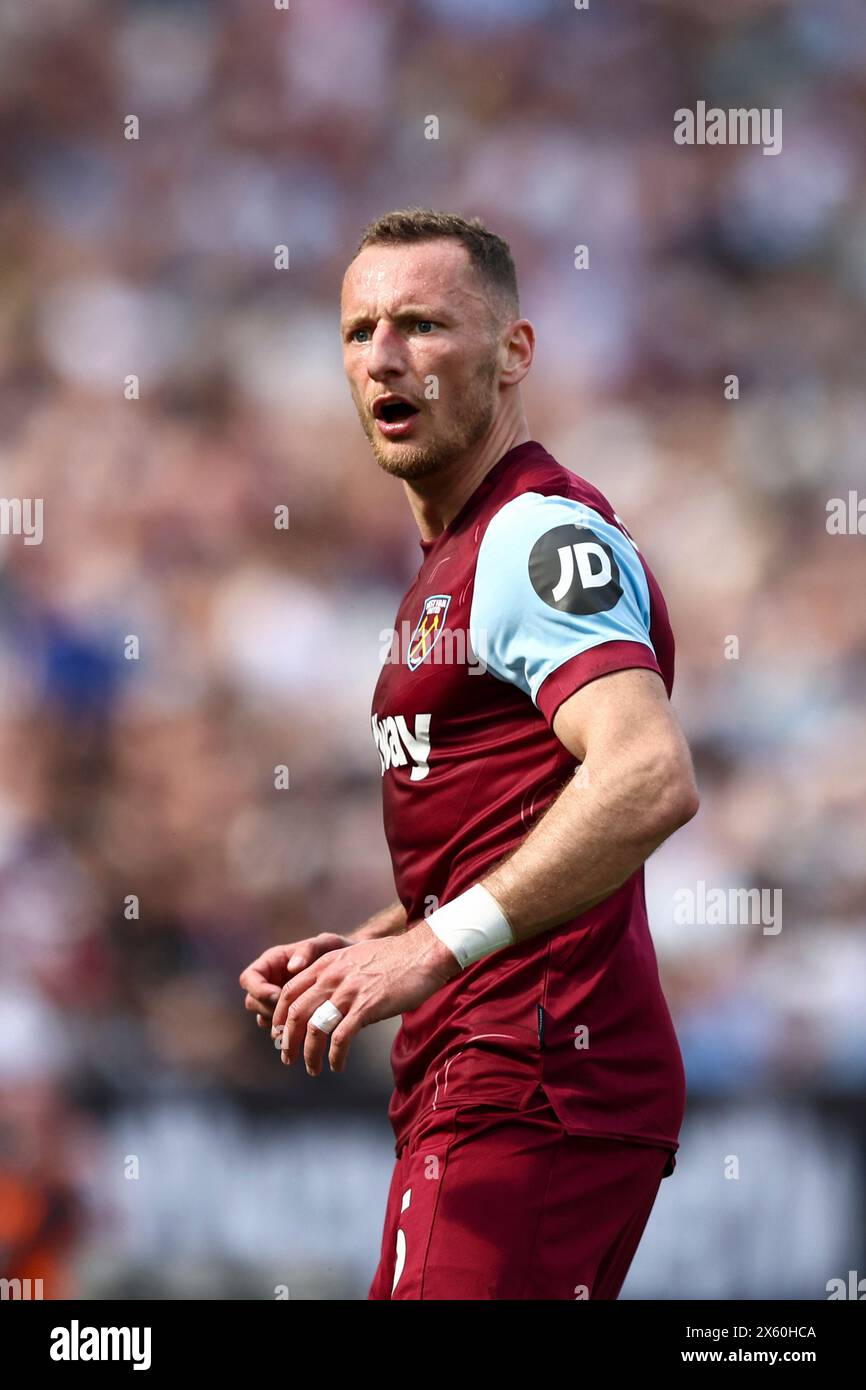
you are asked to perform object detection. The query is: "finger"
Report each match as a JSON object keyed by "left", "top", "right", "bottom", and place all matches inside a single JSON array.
[
  {"left": 323, "top": 1010, "right": 365, "bottom": 1075},
  {"left": 239, "top": 957, "right": 277, "bottom": 993},
  {"left": 239, "top": 944, "right": 295, "bottom": 995},
  {"left": 280, "top": 977, "right": 337, "bottom": 1066},
  {"left": 282, "top": 934, "right": 348, "bottom": 975},
  {"left": 272, "top": 960, "right": 324, "bottom": 1032},
  {"left": 280, "top": 970, "right": 349, "bottom": 1067},
  {"left": 303, "top": 992, "right": 357, "bottom": 1077},
  {"left": 239, "top": 969, "right": 282, "bottom": 1003},
  {"left": 245, "top": 992, "right": 276, "bottom": 1020},
  {"left": 283, "top": 942, "right": 319, "bottom": 973}
]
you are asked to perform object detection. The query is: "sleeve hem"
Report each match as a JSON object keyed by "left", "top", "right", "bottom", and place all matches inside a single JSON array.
[{"left": 535, "top": 641, "right": 662, "bottom": 726}]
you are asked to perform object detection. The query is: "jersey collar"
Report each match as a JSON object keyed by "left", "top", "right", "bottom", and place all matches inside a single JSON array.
[{"left": 418, "top": 440, "right": 543, "bottom": 556}]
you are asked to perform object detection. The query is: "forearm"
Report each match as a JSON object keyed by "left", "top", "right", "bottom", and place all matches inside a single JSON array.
[
  {"left": 349, "top": 899, "right": 408, "bottom": 943},
  {"left": 483, "top": 747, "right": 697, "bottom": 943}
]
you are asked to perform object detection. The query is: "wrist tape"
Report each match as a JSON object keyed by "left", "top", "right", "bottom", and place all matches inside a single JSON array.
[{"left": 426, "top": 883, "right": 515, "bottom": 969}]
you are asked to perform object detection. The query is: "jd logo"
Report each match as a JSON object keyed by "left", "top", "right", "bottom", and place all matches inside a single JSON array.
[{"left": 529, "top": 525, "right": 621, "bottom": 615}]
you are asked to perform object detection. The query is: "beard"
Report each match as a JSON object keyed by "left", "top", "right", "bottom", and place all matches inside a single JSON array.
[{"left": 358, "top": 357, "right": 498, "bottom": 481}]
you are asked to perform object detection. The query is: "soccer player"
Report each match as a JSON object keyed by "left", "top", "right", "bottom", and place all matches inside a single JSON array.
[{"left": 239, "top": 209, "right": 700, "bottom": 1300}]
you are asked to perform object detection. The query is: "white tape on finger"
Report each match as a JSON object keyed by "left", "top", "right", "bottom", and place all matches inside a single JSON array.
[{"left": 309, "top": 1000, "right": 344, "bottom": 1035}]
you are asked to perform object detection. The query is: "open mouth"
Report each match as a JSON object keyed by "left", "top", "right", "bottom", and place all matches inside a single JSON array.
[
  {"left": 372, "top": 394, "right": 421, "bottom": 437},
  {"left": 372, "top": 395, "right": 420, "bottom": 422},
  {"left": 379, "top": 401, "right": 418, "bottom": 423}
]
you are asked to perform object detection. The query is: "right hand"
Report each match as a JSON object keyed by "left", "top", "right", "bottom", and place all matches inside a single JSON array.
[{"left": 239, "top": 934, "right": 353, "bottom": 1030}]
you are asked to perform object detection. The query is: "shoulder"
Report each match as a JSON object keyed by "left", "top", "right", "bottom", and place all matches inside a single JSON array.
[
  {"left": 482, "top": 442, "right": 618, "bottom": 525},
  {"left": 468, "top": 466, "right": 661, "bottom": 713},
  {"left": 476, "top": 486, "right": 647, "bottom": 616}
]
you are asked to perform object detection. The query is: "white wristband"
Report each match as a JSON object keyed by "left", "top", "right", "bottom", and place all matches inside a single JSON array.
[{"left": 426, "top": 884, "right": 515, "bottom": 970}]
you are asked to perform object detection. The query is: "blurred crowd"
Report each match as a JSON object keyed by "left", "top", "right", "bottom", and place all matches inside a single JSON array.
[{"left": 1, "top": 0, "right": 865, "bottom": 1296}]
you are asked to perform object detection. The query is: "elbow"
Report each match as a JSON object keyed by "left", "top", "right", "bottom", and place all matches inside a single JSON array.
[
  {"left": 667, "top": 777, "right": 700, "bottom": 831},
  {"left": 647, "top": 754, "right": 700, "bottom": 837}
]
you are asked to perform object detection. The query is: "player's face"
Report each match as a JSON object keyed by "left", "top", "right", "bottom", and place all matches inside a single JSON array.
[{"left": 341, "top": 241, "right": 502, "bottom": 480}]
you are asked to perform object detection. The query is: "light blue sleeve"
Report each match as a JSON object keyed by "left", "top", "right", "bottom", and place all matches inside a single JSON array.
[{"left": 468, "top": 491, "right": 656, "bottom": 705}]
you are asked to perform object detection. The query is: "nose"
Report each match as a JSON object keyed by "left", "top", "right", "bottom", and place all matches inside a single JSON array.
[{"left": 366, "top": 321, "right": 409, "bottom": 383}]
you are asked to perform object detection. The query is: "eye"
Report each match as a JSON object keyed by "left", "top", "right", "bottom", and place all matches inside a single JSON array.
[
  {"left": 416, "top": 321, "right": 434, "bottom": 333},
  {"left": 349, "top": 327, "right": 372, "bottom": 343}
]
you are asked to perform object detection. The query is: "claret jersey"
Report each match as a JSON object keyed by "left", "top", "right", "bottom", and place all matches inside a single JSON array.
[{"left": 371, "top": 440, "right": 686, "bottom": 1167}]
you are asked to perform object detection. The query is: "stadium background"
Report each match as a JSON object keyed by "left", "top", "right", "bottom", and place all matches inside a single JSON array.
[{"left": 1, "top": 0, "right": 864, "bottom": 1300}]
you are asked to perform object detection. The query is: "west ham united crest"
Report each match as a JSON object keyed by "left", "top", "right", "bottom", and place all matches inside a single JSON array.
[{"left": 407, "top": 594, "right": 451, "bottom": 670}]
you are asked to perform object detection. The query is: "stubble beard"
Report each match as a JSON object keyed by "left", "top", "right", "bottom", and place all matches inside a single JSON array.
[{"left": 359, "top": 359, "right": 498, "bottom": 482}]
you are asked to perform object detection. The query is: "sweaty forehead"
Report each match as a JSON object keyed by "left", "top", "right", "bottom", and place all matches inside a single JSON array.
[{"left": 341, "top": 241, "right": 489, "bottom": 317}]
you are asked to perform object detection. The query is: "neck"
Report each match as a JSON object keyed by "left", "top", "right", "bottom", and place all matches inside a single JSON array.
[{"left": 404, "top": 411, "right": 531, "bottom": 541}]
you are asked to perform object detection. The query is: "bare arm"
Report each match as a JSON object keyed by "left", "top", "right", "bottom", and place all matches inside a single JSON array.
[
  {"left": 269, "top": 666, "right": 701, "bottom": 1078},
  {"left": 349, "top": 900, "right": 407, "bottom": 942},
  {"left": 483, "top": 667, "right": 699, "bottom": 940}
]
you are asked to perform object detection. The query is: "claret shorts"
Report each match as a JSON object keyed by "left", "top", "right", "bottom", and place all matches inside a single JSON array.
[{"left": 368, "top": 1086, "right": 674, "bottom": 1301}]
